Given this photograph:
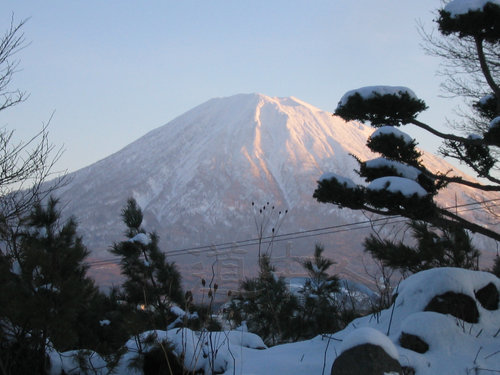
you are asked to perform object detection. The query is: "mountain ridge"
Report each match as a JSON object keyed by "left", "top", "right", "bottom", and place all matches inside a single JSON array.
[{"left": 52, "top": 93, "right": 498, "bottom": 287}]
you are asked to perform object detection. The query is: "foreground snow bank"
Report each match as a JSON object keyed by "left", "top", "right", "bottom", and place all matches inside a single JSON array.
[
  {"left": 231, "top": 268, "right": 499, "bottom": 374},
  {"left": 50, "top": 268, "right": 499, "bottom": 375}
]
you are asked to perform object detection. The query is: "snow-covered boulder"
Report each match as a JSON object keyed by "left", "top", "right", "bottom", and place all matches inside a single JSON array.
[
  {"left": 331, "top": 327, "right": 401, "bottom": 375},
  {"left": 342, "top": 267, "right": 500, "bottom": 374},
  {"left": 475, "top": 282, "right": 499, "bottom": 310},
  {"left": 391, "top": 267, "right": 499, "bottom": 321},
  {"left": 424, "top": 290, "right": 479, "bottom": 323}
]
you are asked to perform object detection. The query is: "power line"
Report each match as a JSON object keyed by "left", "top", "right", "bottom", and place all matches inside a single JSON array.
[{"left": 87, "top": 198, "right": 499, "bottom": 268}]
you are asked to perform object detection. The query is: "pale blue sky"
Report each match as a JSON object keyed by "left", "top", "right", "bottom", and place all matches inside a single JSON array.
[{"left": 3, "top": 1, "right": 460, "bottom": 173}]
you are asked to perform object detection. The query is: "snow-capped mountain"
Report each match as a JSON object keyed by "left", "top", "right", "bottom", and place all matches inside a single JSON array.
[{"left": 54, "top": 93, "right": 498, "bottom": 287}]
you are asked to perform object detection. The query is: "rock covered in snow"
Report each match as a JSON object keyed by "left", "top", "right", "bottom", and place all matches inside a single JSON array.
[
  {"left": 399, "top": 332, "right": 429, "bottom": 354},
  {"left": 475, "top": 282, "right": 499, "bottom": 310},
  {"left": 393, "top": 267, "right": 499, "bottom": 316},
  {"left": 342, "top": 267, "right": 500, "bottom": 374},
  {"left": 331, "top": 344, "right": 402, "bottom": 375},
  {"left": 340, "top": 327, "right": 399, "bottom": 360},
  {"left": 424, "top": 291, "right": 480, "bottom": 323},
  {"left": 331, "top": 327, "right": 402, "bottom": 375}
]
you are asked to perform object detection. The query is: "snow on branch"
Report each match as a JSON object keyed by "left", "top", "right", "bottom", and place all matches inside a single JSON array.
[
  {"left": 438, "top": 0, "right": 500, "bottom": 41},
  {"left": 335, "top": 86, "right": 427, "bottom": 126},
  {"left": 443, "top": 0, "right": 500, "bottom": 17},
  {"left": 338, "top": 86, "right": 419, "bottom": 107},
  {"left": 364, "top": 158, "right": 422, "bottom": 181},
  {"left": 367, "top": 176, "right": 428, "bottom": 198},
  {"left": 128, "top": 232, "right": 151, "bottom": 245},
  {"left": 319, "top": 172, "right": 356, "bottom": 189},
  {"left": 370, "top": 126, "right": 414, "bottom": 145},
  {"left": 489, "top": 116, "right": 500, "bottom": 129},
  {"left": 485, "top": 116, "right": 500, "bottom": 146}
]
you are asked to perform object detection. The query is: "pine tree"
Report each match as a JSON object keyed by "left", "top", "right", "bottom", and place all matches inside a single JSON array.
[
  {"left": 226, "top": 255, "right": 299, "bottom": 346},
  {"left": 296, "top": 244, "right": 340, "bottom": 339},
  {"left": 492, "top": 255, "right": 500, "bottom": 277},
  {"left": 314, "top": 1, "right": 500, "bottom": 243},
  {"left": 111, "top": 198, "right": 184, "bottom": 333},
  {"left": 364, "top": 221, "right": 480, "bottom": 275},
  {"left": 0, "top": 197, "right": 98, "bottom": 375}
]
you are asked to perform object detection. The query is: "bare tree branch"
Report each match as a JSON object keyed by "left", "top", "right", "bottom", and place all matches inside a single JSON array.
[
  {"left": 0, "top": 17, "right": 66, "bottom": 236},
  {"left": 0, "top": 15, "right": 29, "bottom": 112}
]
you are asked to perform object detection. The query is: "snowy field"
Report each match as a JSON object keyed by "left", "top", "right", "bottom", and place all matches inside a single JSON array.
[{"left": 50, "top": 267, "right": 500, "bottom": 375}]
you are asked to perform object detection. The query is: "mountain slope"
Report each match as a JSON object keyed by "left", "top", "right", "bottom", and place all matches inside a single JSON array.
[{"left": 54, "top": 93, "right": 498, "bottom": 287}]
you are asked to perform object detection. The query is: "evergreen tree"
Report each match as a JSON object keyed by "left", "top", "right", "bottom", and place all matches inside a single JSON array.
[
  {"left": 225, "top": 255, "right": 299, "bottom": 346},
  {"left": 296, "top": 244, "right": 340, "bottom": 339},
  {"left": 492, "top": 255, "right": 500, "bottom": 277},
  {"left": 0, "top": 197, "right": 98, "bottom": 375},
  {"left": 73, "top": 285, "right": 132, "bottom": 357},
  {"left": 364, "top": 221, "right": 480, "bottom": 275},
  {"left": 314, "top": 1, "right": 500, "bottom": 242},
  {"left": 111, "top": 198, "right": 184, "bottom": 333}
]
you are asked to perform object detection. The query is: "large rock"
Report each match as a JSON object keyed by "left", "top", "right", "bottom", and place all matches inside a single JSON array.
[
  {"left": 424, "top": 291, "right": 479, "bottom": 323},
  {"left": 331, "top": 343, "right": 402, "bottom": 375},
  {"left": 475, "top": 282, "right": 499, "bottom": 310},
  {"left": 399, "top": 332, "right": 429, "bottom": 354}
]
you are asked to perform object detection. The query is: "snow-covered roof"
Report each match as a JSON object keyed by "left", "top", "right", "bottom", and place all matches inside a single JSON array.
[
  {"left": 444, "top": 0, "right": 500, "bottom": 16},
  {"left": 370, "top": 126, "right": 414, "bottom": 145},
  {"left": 338, "top": 86, "right": 418, "bottom": 107},
  {"left": 367, "top": 176, "right": 428, "bottom": 197}
]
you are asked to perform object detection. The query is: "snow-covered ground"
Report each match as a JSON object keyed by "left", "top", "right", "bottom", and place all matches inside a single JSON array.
[{"left": 51, "top": 267, "right": 500, "bottom": 374}]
